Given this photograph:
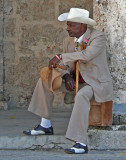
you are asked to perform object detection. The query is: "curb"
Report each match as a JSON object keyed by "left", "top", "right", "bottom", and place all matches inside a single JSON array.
[{"left": 0, "top": 130, "right": 126, "bottom": 150}]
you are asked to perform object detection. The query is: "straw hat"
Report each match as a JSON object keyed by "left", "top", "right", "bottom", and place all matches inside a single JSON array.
[{"left": 40, "top": 67, "right": 62, "bottom": 92}]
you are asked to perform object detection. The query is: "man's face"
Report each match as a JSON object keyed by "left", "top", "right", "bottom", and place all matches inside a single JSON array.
[{"left": 66, "top": 21, "right": 87, "bottom": 38}]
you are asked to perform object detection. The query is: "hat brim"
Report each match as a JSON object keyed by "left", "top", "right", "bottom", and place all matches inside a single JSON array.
[{"left": 58, "top": 13, "right": 97, "bottom": 26}]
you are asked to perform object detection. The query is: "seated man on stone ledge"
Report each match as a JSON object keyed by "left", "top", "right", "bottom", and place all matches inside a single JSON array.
[{"left": 23, "top": 8, "right": 113, "bottom": 154}]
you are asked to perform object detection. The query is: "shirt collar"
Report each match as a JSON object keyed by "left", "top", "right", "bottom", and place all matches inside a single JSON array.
[{"left": 74, "top": 32, "right": 85, "bottom": 44}]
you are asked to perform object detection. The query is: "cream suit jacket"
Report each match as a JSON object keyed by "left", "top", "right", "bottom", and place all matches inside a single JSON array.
[{"left": 61, "top": 28, "right": 114, "bottom": 103}]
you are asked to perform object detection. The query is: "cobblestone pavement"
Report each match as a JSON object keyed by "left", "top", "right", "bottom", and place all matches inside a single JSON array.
[{"left": 0, "top": 150, "right": 126, "bottom": 160}]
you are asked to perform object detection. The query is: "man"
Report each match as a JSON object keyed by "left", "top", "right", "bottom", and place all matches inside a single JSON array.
[{"left": 23, "top": 8, "right": 113, "bottom": 154}]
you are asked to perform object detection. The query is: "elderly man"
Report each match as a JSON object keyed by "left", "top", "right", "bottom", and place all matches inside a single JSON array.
[{"left": 23, "top": 8, "right": 113, "bottom": 154}]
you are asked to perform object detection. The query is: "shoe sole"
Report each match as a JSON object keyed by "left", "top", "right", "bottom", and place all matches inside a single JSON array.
[
  {"left": 64, "top": 149, "right": 88, "bottom": 154},
  {"left": 23, "top": 131, "right": 54, "bottom": 136}
]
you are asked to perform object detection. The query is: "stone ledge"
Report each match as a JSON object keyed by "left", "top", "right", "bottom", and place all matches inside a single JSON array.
[
  {"left": 0, "top": 130, "right": 126, "bottom": 150},
  {"left": 89, "top": 125, "right": 126, "bottom": 131}
]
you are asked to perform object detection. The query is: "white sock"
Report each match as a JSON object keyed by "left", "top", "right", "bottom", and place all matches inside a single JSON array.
[
  {"left": 40, "top": 118, "right": 51, "bottom": 128},
  {"left": 76, "top": 142, "right": 86, "bottom": 146}
]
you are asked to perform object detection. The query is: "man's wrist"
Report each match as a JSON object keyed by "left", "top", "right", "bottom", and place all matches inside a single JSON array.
[
  {"left": 63, "top": 73, "right": 71, "bottom": 80},
  {"left": 55, "top": 54, "right": 62, "bottom": 61}
]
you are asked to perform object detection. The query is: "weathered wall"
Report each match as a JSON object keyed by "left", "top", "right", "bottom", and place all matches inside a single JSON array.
[
  {"left": 0, "top": 0, "right": 93, "bottom": 108},
  {"left": 1, "top": 0, "right": 125, "bottom": 109},
  {"left": 93, "top": 0, "right": 126, "bottom": 104}
]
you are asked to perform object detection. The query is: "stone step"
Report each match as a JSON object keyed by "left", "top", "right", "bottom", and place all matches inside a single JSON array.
[
  {"left": 0, "top": 109, "right": 126, "bottom": 150},
  {"left": 0, "top": 130, "right": 126, "bottom": 150}
]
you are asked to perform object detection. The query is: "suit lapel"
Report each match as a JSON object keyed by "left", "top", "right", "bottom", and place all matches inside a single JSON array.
[
  {"left": 82, "top": 28, "right": 91, "bottom": 44},
  {"left": 78, "top": 28, "right": 91, "bottom": 51}
]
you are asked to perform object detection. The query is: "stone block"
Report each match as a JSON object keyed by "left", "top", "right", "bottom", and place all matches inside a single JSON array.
[
  {"left": 0, "top": 101, "right": 8, "bottom": 110},
  {"left": 20, "top": 24, "right": 67, "bottom": 69},
  {"left": 4, "top": 55, "right": 43, "bottom": 108},
  {"left": 113, "top": 114, "right": 120, "bottom": 125},
  {"left": 0, "top": 69, "right": 3, "bottom": 91},
  {"left": 0, "top": 41, "right": 16, "bottom": 103},
  {"left": 0, "top": 94, "right": 3, "bottom": 101},
  {"left": 0, "top": 0, "right": 3, "bottom": 13},
  {"left": 0, "top": 40, "right": 3, "bottom": 99},
  {"left": 59, "top": 0, "right": 93, "bottom": 18},
  {"left": 88, "top": 130, "right": 126, "bottom": 150},
  {"left": 21, "top": 24, "right": 67, "bottom": 48},
  {"left": 4, "top": 0, "right": 13, "bottom": 15},
  {"left": 0, "top": 18, "right": 3, "bottom": 38},
  {"left": 53, "top": 92, "right": 65, "bottom": 108},
  {"left": 4, "top": 18, "right": 16, "bottom": 38},
  {"left": 0, "top": 40, "right": 3, "bottom": 58},
  {"left": 3, "top": 41, "right": 15, "bottom": 61},
  {"left": 16, "top": 0, "right": 55, "bottom": 21}
]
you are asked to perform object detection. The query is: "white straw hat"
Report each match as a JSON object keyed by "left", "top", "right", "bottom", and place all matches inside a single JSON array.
[{"left": 58, "top": 8, "right": 97, "bottom": 26}]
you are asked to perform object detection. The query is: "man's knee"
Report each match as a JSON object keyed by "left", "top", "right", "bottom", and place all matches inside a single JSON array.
[{"left": 75, "top": 85, "right": 93, "bottom": 101}]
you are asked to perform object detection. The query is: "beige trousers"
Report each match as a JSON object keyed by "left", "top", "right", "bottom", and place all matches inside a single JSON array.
[{"left": 28, "top": 78, "right": 93, "bottom": 144}]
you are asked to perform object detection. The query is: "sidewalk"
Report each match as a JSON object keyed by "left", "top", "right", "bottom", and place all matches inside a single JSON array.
[
  {"left": 0, "top": 109, "right": 126, "bottom": 150},
  {"left": 0, "top": 150, "right": 126, "bottom": 160}
]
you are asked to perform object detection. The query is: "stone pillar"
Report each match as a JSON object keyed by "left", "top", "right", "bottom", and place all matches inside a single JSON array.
[{"left": 93, "top": 0, "right": 126, "bottom": 105}]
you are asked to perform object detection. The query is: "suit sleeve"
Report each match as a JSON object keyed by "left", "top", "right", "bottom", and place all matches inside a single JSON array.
[
  {"left": 57, "top": 38, "right": 71, "bottom": 77},
  {"left": 62, "top": 31, "right": 106, "bottom": 64}
]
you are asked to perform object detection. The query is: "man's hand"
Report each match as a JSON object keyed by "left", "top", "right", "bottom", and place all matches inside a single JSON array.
[
  {"left": 63, "top": 74, "right": 75, "bottom": 92},
  {"left": 48, "top": 54, "right": 61, "bottom": 69}
]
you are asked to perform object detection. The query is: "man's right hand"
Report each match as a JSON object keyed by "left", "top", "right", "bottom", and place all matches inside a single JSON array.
[
  {"left": 48, "top": 54, "right": 61, "bottom": 69},
  {"left": 63, "top": 74, "right": 75, "bottom": 92}
]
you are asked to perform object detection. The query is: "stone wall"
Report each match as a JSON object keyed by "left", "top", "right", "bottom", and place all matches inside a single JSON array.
[
  {"left": 0, "top": 0, "right": 93, "bottom": 108},
  {"left": 93, "top": 0, "right": 126, "bottom": 104},
  {"left": 1, "top": 0, "right": 125, "bottom": 109}
]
